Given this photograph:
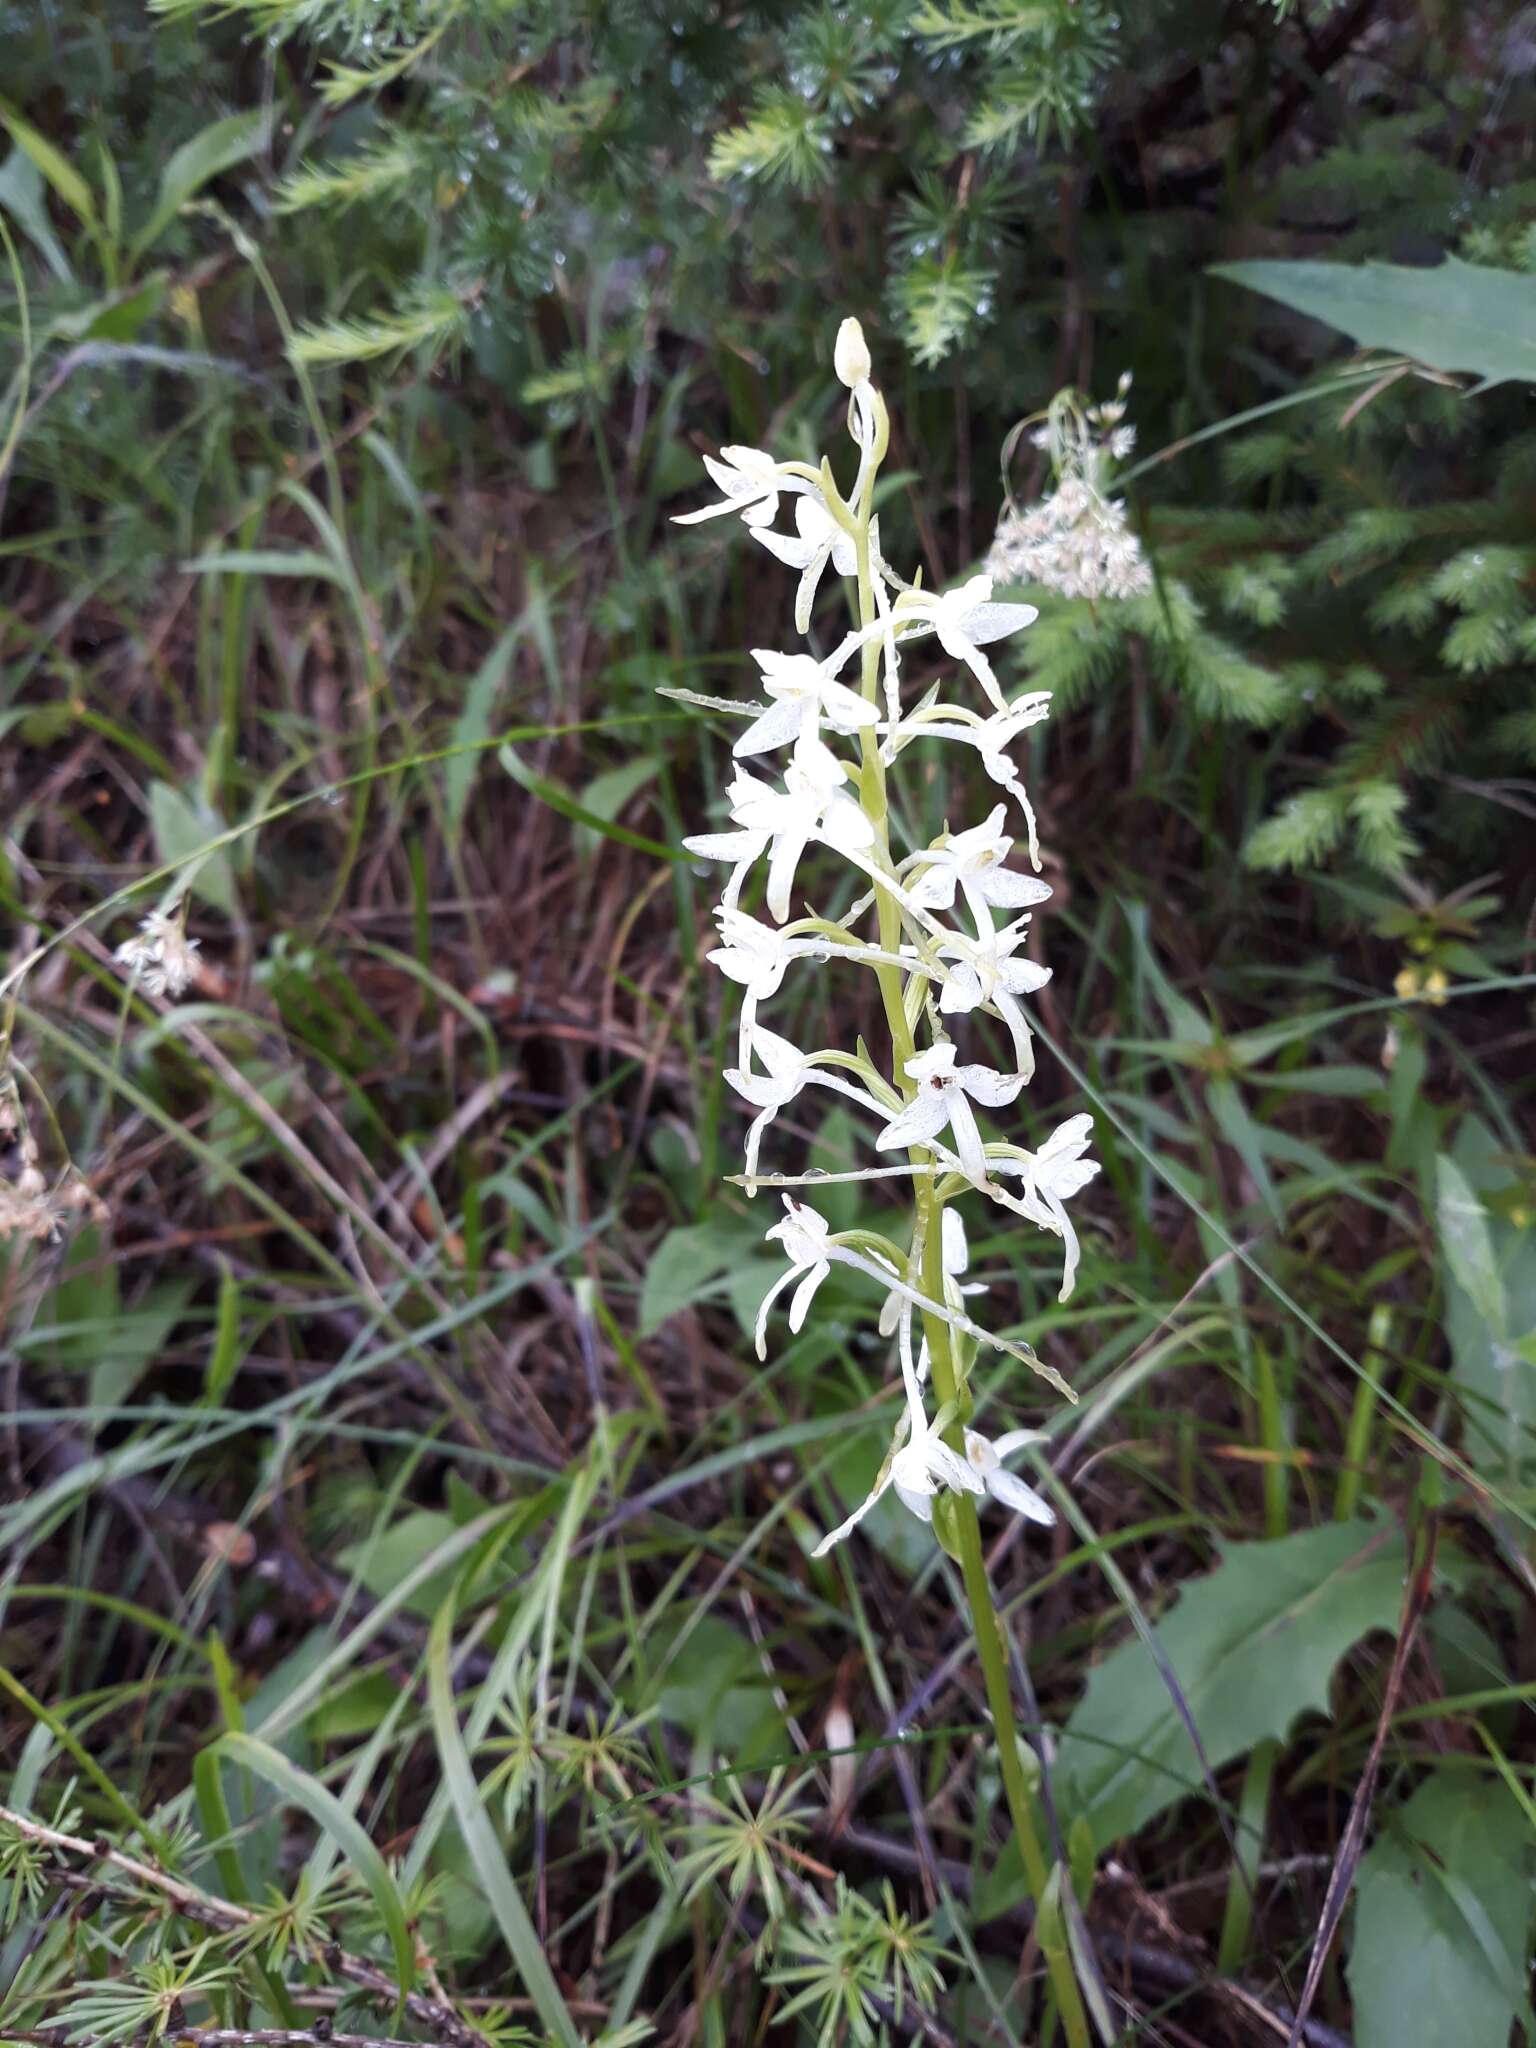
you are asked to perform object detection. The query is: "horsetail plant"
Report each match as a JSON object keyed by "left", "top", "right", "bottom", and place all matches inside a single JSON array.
[{"left": 675, "top": 318, "right": 1100, "bottom": 2043}]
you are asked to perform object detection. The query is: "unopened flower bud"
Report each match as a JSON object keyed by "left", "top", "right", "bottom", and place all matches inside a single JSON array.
[{"left": 834, "top": 317, "right": 871, "bottom": 389}]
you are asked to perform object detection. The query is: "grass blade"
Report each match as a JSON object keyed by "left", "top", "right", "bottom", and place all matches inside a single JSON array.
[{"left": 426, "top": 1598, "right": 582, "bottom": 2048}]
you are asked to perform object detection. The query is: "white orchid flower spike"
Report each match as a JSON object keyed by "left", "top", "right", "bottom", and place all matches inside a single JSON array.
[
  {"left": 876, "top": 1042, "right": 1025, "bottom": 1187},
  {"left": 733, "top": 649, "right": 879, "bottom": 759},
  {"left": 674, "top": 315, "right": 1106, "bottom": 1591},
  {"left": 890, "top": 574, "right": 1039, "bottom": 711}
]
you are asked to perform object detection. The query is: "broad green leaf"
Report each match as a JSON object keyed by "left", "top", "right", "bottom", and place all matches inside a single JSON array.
[
  {"left": 447, "top": 622, "right": 519, "bottom": 837},
  {"left": 211, "top": 1733, "right": 415, "bottom": 1994},
  {"left": 0, "top": 107, "right": 96, "bottom": 229},
  {"left": 637, "top": 1614, "right": 784, "bottom": 1757},
  {"left": 726, "top": 1255, "right": 784, "bottom": 1337},
  {"left": 576, "top": 756, "right": 659, "bottom": 856},
  {"left": 148, "top": 780, "right": 237, "bottom": 913},
  {"left": 1441, "top": 1125, "right": 1536, "bottom": 1486},
  {"left": 1349, "top": 1771, "right": 1535, "bottom": 2048},
  {"left": 639, "top": 1221, "right": 746, "bottom": 1336},
  {"left": 1057, "top": 1518, "right": 1406, "bottom": 1851},
  {"left": 43, "top": 1229, "right": 194, "bottom": 1408},
  {"left": 807, "top": 1106, "right": 861, "bottom": 1233},
  {"left": 1211, "top": 256, "right": 1536, "bottom": 390},
  {"left": 1436, "top": 1154, "right": 1508, "bottom": 1339},
  {"left": 79, "top": 275, "right": 166, "bottom": 343},
  {"left": 1257, "top": 1064, "right": 1385, "bottom": 1097},
  {"left": 337, "top": 1509, "right": 463, "bottom": 1619},
  {"left": 134, "top": 108, "right": 270, "bottom": 257},
  {"left": 89, "top": 1283, "right": 195, "bottom": 1410}
]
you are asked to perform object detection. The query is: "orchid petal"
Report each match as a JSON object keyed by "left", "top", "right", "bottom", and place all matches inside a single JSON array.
[
  {"left": 766, "top": 829, "right": 809, "bottom": 923},
  {"left": 962, "top": 600, "right": 1040, "bottom": 646},
  {"left": 945, "top": 1092, "right": 988, "bottom": 1185},
  {"left": 956, "top": 1064, "right": 1027, "bottom": 1110},
  {"left": 788, "top": 1259, "right": 830, "bottom": 1331},
  {"left": 733, "top": 698, "right": 805, "bottom": 758},
  {"left": 984, "top": 1466, "right": 1057, "bottom": 1525},
  {"left": 876, "top": 1094, "right": 952, "bottom": 1152}
]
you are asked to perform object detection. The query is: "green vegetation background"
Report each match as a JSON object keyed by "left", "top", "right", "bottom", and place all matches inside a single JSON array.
[{"left": 1, "top": 4, "right": 1534, "bottom": 2045}]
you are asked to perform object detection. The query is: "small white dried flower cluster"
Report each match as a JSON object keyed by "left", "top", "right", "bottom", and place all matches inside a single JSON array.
[
  {"left": 985, "top": 374, "right": 1152, "bottom": 603},
  {"left": 115, "top": 906, "right": 200, "bottom": 1000},
  {"left": 0, "top": 1074, "right": 106, "bottom": 1243},
  {"left": 675, "top": 318, "right": 1102, "bottom": 1556}
]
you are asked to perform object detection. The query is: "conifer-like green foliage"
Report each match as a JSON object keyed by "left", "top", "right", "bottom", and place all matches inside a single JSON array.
[{"left": 1, "top": 1, "right": 1532, "bottom": 881}]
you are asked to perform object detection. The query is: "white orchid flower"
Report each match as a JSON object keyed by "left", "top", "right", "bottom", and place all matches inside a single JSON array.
[
  {"left": 937, "top": 917, "right": 1052, "bottom": 1072},
  {"left": 905, "top": 805, "right": 1052, "bottom": 935},
  {"left": 992, "top": 1113, "right": 1099, "bottom": 1300},
  {"left": 683, "top": 730, "right": 875, "bottom": 923},
  {"left": 733, "top": 648, "right": 879, "bottom": 758},
  {"left": 707, "top": 908, "right": 936, "bottom": 1065},
  {"left": 752, "top": 498, "right": 860, "bottom": 634},
  {"left": 672, "top": 445, "right": 818, "bottom": 529},
  {"left": 963, "top": 1427, "right": 1056, "bottom": 1525},
  {"left": 707, "top": 908, "right": 813, "bottom": 1067},
  {"left": 884, "top": 694, "right": 1052, "bottom": 863},
  {"left": 811, "top": 1281, "right": 985, "bottom": 1556},
  {"left": 755, "top": 1199, "right": 835, "bottom": 1357},
  {"left": 890, "top": 574, "right": 1038, "bottom": 711},
  {"left": 876, "top": 1041, "right": 1025, "bottom": 1187},
  {"left": 725, "top": 1025, "right": 885, "bottom": 1183},
  {"left": 756, "top": 1194, "right": 1051, "bottom": 1381}
]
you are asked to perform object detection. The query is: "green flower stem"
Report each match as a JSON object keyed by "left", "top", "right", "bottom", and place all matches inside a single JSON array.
[
  {"left": 844, "top": 444, "right": 1089, "bottom": 2048},
  {"left": 852, "top": 524, "right": 916, "bottom": 1078},
  {"left": 918, "top": 1190, "right": 1090, "bottom": 2048}
]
